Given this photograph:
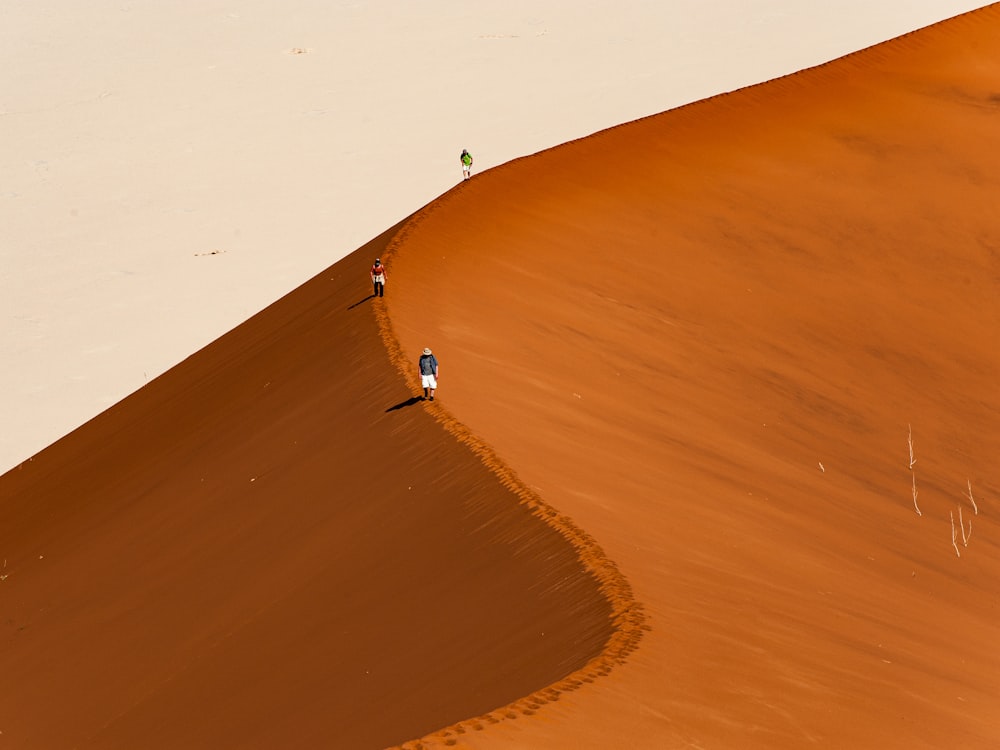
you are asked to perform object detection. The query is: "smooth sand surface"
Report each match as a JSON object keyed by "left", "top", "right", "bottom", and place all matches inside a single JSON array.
[
  {"left": 385, "top": 5, "right": 1000, "bottom": 748},
  {"left": 3, "top": 3, "right": 999, "bottom": 750},
  {"left": 1, "top": 1, "right": 989, "bottom": 473}
]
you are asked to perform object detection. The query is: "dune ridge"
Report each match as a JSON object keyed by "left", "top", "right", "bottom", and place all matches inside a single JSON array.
[
  {"left": 0, "top": 223, "right": 620, "bottom": 748},
  {"left": 3, "top": 4, "right": 999, "bottom": 749},
  {"left": 374, "top": 216, "right": 648, "bottom": 749},
  {"left": 384, "top": 5, "right": 1000, "bottom": 748}
]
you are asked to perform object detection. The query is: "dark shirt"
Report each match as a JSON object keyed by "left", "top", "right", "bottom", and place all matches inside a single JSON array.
[{"left": 419, "top": 354, "right": 438, "bottom": 375}]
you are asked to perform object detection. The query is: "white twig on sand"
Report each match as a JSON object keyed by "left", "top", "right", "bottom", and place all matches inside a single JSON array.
[
  {"left": 951, "top": 511, "right": 961, "bottom": 557},
  {"left": 818, "top": 462, "right": 825, "bottom": 473},
  {"left": 960, "top": 507, "right": 972, "bottom": 546},
  {"left": 908, "top": 424, "right": 916, "bottom": 469},
  {"left": 912, "top": 473, "right": 921, "bottom": 517},
  {"left": 966, "top": 479, "right": 979, "bottom": 515}
]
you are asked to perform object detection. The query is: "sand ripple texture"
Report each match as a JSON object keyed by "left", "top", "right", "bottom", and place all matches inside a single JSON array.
[{"left": 383, "top": 5, "right": 1000, "bottom": 749}]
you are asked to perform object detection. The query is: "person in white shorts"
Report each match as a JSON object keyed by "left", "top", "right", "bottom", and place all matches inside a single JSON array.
[
  {"left": 460, "top": 149, "right": 473, "bottom": 180},
  {"left": 418, "top": 347, "right": 439, "bottom": 401}
]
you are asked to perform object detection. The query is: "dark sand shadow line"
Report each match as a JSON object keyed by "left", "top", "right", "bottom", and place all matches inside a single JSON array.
[
  {"left": 347, "top": 294, "right": 376, "bottom": 310},
  {"left": 385, "top": 396, "right": 423, "bottom": 412}
]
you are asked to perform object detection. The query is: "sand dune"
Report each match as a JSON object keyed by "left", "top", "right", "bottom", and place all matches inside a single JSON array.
[
  {"left": 0, "top": 224, "right": 623, "bottom": 748},
  {"left": 384, "top": 5, "right": 1000, "bottom": 748},
  {"left": 3, "top": 4, "right": 1000, "bottom": 750}
]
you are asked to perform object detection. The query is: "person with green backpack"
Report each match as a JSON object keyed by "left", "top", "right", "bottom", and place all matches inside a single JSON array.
[{"left": 460, "top": 149, "right": 473, "bottom": 180}]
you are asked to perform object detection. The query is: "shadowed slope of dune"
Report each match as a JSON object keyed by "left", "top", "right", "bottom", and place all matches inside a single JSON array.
[
  {"left": 385, "top": 6, "right": 1000, "bottom": 749},
  {"left": 0, "top": 223, "right": 619, "bottom": 748}
]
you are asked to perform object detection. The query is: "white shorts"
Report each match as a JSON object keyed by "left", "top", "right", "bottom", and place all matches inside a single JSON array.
[{"left": 421, "top": 374, "right": 437, "bottom": 389}]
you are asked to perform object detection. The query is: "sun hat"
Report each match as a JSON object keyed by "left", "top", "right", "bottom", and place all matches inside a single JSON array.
[{"left": 422, "top": 347, "right": 432, "bottom": 355}]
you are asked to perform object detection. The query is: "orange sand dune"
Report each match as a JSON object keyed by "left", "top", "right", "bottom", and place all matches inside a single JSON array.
[
  {"left": 3, "top": 6, "right": 1000, "bottom": 750},
  {"left": 0, "top": 223, "right": 618, "bottom": 748},
  {"left": 385, "top": 5, "right": 1000, "bottom": 749}
]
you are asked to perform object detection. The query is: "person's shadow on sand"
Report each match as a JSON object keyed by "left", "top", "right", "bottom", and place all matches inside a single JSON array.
[
  {"left": 347, "top": 294, "right": 376, "bottom": 310},
  {"left": 385, "top": 396, "right": 423, "bottom": 412}
]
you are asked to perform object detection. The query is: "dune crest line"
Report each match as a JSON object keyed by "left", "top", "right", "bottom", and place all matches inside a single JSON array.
[
  {"left": 373, "top": 205, "right": 648, "bottom": 748},
  {"left": 0, "top": 219, "right": 634, "bottom": 749},
  {"left": 374, "top": 5, "right": 1000, "bottom": 748}
]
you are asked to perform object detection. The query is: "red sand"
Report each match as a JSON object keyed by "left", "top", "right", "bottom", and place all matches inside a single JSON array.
[
  {"left": 0, "top": 223, "right": 620, "bottom": 749},
  {"left": 384, "top": 5, "right": 1000, "bottom": 749},
  {"left": 3, "top": 5, "right": 1000, "bottom": 750}
]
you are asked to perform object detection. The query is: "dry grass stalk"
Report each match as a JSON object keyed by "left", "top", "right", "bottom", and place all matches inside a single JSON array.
[
  {"left": 959, "top": 507, "right": 971, "bottom": 546},
  {"left": 951, "top": 511, "right": 961, "bottom": 557},
  {"left": 966, "top": 479, "right": 979, "bottom": 515},
  {"left": 908, "top": 424, "right": 916, "bottom": 469},
  {"left": 912, "top": 473, "right": 921, "bottom": 516}
]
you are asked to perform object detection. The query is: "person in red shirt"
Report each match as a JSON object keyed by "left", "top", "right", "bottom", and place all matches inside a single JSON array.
[{"left": 370, "top": 258, "right": 386, "bottom": 298}]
